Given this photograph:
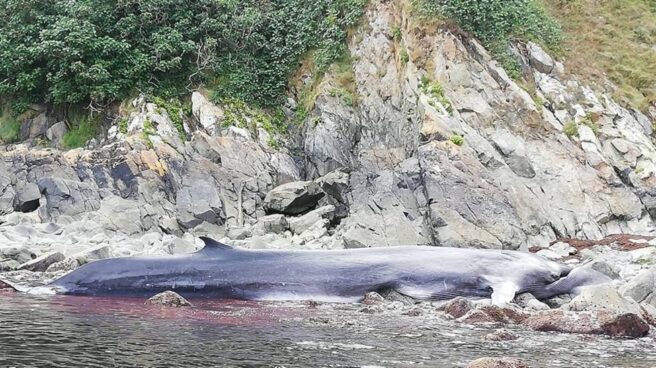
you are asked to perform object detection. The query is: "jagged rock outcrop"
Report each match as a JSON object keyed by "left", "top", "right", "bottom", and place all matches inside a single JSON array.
[{"left": 0, "top": 0, "right": 654, "bottom": 257}]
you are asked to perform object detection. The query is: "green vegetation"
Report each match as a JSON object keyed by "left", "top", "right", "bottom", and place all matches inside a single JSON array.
[
  {"left": 400, "top": 49, "right": 410, "bottom": 64},
  {"left": 0, "top": 0, "right": 366, "bottom": 108},
  {"left": 152, "top": 97, "right": 188, "bottom": 139},
  {"left": 580, "top": 112, "right": 599, "bottom": 135},
  {"left": 220, "top": 98, "right": 287, "bottom": 145},
  {"left": 412, "top": 0, "right": 562, "bottom": 79},
  {"left": 62, "top": 116, "right": 99, "bottom": 148},
  {"left": 118, "top": 117, "right": 128, "bottom": 135},
  {"left": 391, "top": 25, "right": 402, "bottom": 40},
  {"left": 563, "top": 121, "right": 579, "bottom": 138},
  {"left": 141, "top": 119, "right": 156, "bottom": 149},
  {"left": 449, "top": 134, "right": 464, "bottom": 146},
  {"left": 541, "top": 0, "right": 656, "bottom": 111},
  {"left": 0, "top": 109, "right": 20, "bottom": 144},
  {"left": 421, "top": 76, "right": 453, "bottom": 113}
]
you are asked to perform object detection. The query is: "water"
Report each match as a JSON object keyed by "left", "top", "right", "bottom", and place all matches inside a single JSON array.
[{"left": 1, "top": 292, "right": 655, "bottom": 367}]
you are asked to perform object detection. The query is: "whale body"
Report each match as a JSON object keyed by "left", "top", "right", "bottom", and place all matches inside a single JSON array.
[{"left": 10, "top": 238, "right": 611, "bottom": 304}]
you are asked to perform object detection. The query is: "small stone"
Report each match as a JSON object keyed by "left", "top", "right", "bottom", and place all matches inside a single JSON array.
[
  {"left": 17, "top": 251, "right": 65, "bottom": 272},
  {"left": 536, "top": 249, "right": 561, "bottom": 260},
  {"left": 467, "top": 357, "right": 529, "bottom": 368},
  {"left": 145, "top": 291, "right": 192, "bottom": 307},
  {"left": 483, "top": 329, "right": 519, "bottom": 341},
  {"left": 443, "top": 297, "right": 473, "bottom": 319}
]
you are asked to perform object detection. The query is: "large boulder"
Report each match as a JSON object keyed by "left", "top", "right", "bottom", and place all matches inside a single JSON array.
[
  {"left": 527, "top": 41, "right": 554, "bottom": 74},
  {"left": 176, "top": 182, "right": 224, "bottom": 229},
  {"left": 37, "top": 177, "right": 101, "bottom": 218},
  {"left": 621, "top": 269, "right": 656, "bottom": 307},
  {"left": 13, "top": 183, "right": 40, "bottom": 212},
  {"left": 263, "top": 181, "right": 324, "bottom": 215},
  {"left": 45, "top": 121, "right": 68, "bottom": 147},
  {"left": 191, "top": 92, "right": 224, "bottom": 136}
]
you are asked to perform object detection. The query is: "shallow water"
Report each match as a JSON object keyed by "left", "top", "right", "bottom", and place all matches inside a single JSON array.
[{"left": 1, "top": 293, "right": 655, "bottom": 368}]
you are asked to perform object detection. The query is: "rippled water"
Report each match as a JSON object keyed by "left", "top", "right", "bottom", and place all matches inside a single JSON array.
[{"left": 1, "top": 292, "right": 655, "bottom": 367}]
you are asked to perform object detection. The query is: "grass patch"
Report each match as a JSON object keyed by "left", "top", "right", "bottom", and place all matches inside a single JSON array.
[
  {"left": 0, "top": 109, "right": 20, "bottom": 144},
  {"left": 421, "top": 76, "right": 453, "bottom": 113},
  {"left": 118, "top": 117, "right": 128, "bottom": 134},
  {"left": 541, "top": 0, "right": 656, "bottom": 111},
  {"left": 151, "top": 97, "right": 189, "bottom": 140},
  {"left": 219, "top": 97, "right": 287, "bottom": 146},
  {"left": 63, "top": 116, "right": 99, "bottom": 149},
  {"left": 449, "top": 134, "right": 464, "bottom": 146},
  {"left": 563, "top": 121, "right": 579, "bottom": 138}
]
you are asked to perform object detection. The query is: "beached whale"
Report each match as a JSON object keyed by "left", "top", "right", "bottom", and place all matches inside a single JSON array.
[{"left": 5, "top": 237, "right": 610, "bottom": 304}]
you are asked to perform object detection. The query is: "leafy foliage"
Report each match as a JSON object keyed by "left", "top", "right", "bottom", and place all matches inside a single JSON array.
[
  {"left": 449, "top": 134, "right": 464, "bottom": 145},
  {"left": 413, "top": 0, "right": 562, "bottom": 78},
  {"left": 0, "top": 0, "right": 366, "bottom": 107}
]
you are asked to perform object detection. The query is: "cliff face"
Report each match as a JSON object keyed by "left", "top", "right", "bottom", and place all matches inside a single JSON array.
[{"left": 1, "top": 0, "right": 655, "bottom": 263}]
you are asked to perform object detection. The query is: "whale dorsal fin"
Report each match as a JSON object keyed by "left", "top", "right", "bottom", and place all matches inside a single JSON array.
[{"left": 199, "top": 236, "right": 233, "bottom": 252}]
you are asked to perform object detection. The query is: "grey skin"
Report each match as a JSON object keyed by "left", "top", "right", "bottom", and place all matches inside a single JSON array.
[{"left": 18, "top": 238, "right": 610, "bottom": 304}]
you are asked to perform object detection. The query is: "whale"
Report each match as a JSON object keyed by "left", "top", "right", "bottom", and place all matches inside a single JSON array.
[{"left": 3, "top": 237, "right": 610, "bottom": 304}]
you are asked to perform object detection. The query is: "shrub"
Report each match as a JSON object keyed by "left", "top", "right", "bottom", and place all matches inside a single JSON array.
[
  {"left": 563, "top": 121, "right": 579, "bottom": 138},
  {"left": 421, "top": 77, "right": 453, "bottom": 113},
  {"left": 400, "top": 49, "right": 410, "bottom": 64},
  {"left": 391, "top": 25, "right": 402, "bottom": 40},
  {"left": 0, "top": 0, "right": 367, "bottom": 108},
  {"left": 413, "top": 0, "right": 562, "bottom": 78},
  {"left": 449, "top": 134, "right": 464, "bottom": 145}
]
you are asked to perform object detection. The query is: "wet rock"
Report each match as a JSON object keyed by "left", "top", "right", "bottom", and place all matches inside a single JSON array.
[
  {"left": 145, "top": 291, "right": 192, "bottom": 307},
  {"left": 402, "top": 307, "right": 423, "bottom": 316},
  {"left": 524, "top": 310, "right": 649, "bottom": 338},
  {"left": 263, "top": 181, "right": 325, "bottom": 215},
  {"left": 483, "top": 329, "right": 519, "bottom": 341},
  {"left": 362, "top": 291, "right": 386, "bottom": 305},
  {"left": 464, "top": 305, "right": 528, "bottom": 324},
  {"left": 443, "top": 297, "right": 473, "bottom": 319},
  {"left": 17, "top": 251, "right": 65, "bottom": 272},
  {"left": 513, "top": 293, "right": 550, "bottom": 311},
  {"left": 467, "top": 357, "right": 528, "bottom": 368},
  {"left": 543, "top": 294, "right": 572, "bottom": 309}
]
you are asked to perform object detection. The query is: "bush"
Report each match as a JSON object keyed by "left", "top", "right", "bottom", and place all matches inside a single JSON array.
[
  {"left": 413, "top": 0, "right": 562, "bottom": 77},
  {"left": 563, "top": 121, "right": 579, "bottom": 138},
  {"left": 449, "top": 134, "right": 464, "bottom": 146},
  {"left": 0, "top": 0, "right": 367, "bottom": 108}
]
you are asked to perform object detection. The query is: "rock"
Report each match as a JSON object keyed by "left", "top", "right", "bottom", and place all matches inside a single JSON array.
[
  {"left": 23, "top": 112, "right": 48, "bottom": 139},
  {"left": 226, "top": 227, "right": 252, "bottom": 240},
  {"left": 263, "top": 181, "right": 325, "bottom": 215},
  {"left": 513, "top": 293, "right": 550, "bottom": 311},
  {"left": 621, "top": 269, "right": 656, "bottom": 307},
  {"left": 543, "top": 294, "right": 572, "bottom": 309},
  {"left": 17, "top": 251, "right": 65, "bottom": 272},
  {"left": 536, "top": 249, "right": 561, "bottom": 260},
  {"left": 443, "top": 297, "right": 473, "bottom": 319},
  {"left": 45, "top": 121, "right": 68, "bottom": 146},
  {"left": 13, "top": 183, "right": 40, "bottom": 212},
  {"left": 568, "top": 284, "right": 643, "bottom": 315},
  {"left": 287, "top": 205, "right": 335, "bottom": 235},
  {"left": 0, "top": 259, "right": 20, "bottom": 272},
  {"left": 527, "top": 41, "right": 554, "bottom": 74},
  {"left": 483, "top": 329, "right": 519, "bottom": 342},
  {"left": 524, "top": 309, "right": 649, "bottom": 338},
  {"left": 467, "top": 357, "right": 528, "bottom": 368},
  {"left": 379, "top": 289, "right": 416, "bottom": 305},
  {"left": 549, "top": 242, "right": 577, "bottom": 257},
  {"left": 315, "top": 169, "right": 350, "bottom": 204},
  {"left": 191, "top": 92, "right": 224, "bottom": 135},
  {"left": 47, "top": 245, "right": 112, "bottom": 272},
  {"left": 253, "top": 214, "right": 289, "bottom": 235},
  {"left": 362, "top": 291, "right": 386, "bottom": 305},
  {"left": 37, "top": 177, "right": 101, "bottom": 218},
  {"left": 145, "top": 290, "right": 192, "bottom": 307},
  {"left": 0, "top": 246, "right": 36, "bottom": 264},
  {"left": 176, "top": 183, "right": 224, "bottom": 229}
]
